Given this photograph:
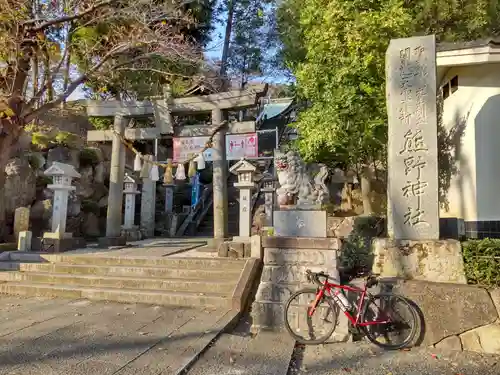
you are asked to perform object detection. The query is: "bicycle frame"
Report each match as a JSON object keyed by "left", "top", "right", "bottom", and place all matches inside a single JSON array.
[{"left": 308, "top": 280, "right": 391, "bottom": 327}]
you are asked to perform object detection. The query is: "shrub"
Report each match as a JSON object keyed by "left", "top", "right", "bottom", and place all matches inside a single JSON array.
[
  {"left": 36, "top": 175, "right": 52, "bottom": 187},
  {"left": 339, "top": 216, "right": 384, "bottom": 278},
  {"left": 27, "top": 153, "right": 43, "bottom": 170},
  {"left": 79, "top": 148, "right": 100, "bottom": 168},
  {"left": 462, "top": 238, "right": 500, "bottom": 287},
  {"left": 81, "top": 200, "right": 100, "bottom": 214}
]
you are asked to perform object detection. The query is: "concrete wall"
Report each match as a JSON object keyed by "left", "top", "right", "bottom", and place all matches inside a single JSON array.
[{"left": 440, "top": 63, "right": 500, "bottom": 221}]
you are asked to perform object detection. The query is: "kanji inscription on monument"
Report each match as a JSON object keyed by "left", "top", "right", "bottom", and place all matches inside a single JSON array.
[{"left": 386, "top": 35, "right": 439, "bottom": 240}]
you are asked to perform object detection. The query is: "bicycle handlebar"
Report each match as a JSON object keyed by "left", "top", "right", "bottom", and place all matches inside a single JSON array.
[{"left": 305, "top": 269, "right": 380, "bottom": 287}]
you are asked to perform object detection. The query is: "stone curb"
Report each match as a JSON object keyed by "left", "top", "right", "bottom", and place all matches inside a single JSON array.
[
  {"left": 231, "top": 258, "right": 262, "bottom": 312},
  {"left": 262, "top": 237, "right": 341, "bottom": 250},
  {"left": 174, "top": 309, "right": 241, "bottom": 375}
]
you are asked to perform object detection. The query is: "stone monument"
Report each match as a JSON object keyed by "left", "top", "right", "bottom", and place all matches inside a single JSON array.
[
  {"left": 230, "top": 158, "right": 257, "bottom": 241},
  {"left": 13, "top": 207, "right": 30, "bottom": 243},
  {"left": 373, "top": 35, "right": 467, "bottom": 283},
  {"left": 386, "top": 35, "right": 439, "bottom": 240},
  {"left": 273, "top": 150, "right": 329, "bottom": 238},
  {"left": 121, "top": 174, "right": 142, "bottom": 241}
]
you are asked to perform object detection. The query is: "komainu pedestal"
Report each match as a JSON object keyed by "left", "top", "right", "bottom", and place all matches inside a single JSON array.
[{"left": 251, "top": 237, "right": 349, "bottom": 342}]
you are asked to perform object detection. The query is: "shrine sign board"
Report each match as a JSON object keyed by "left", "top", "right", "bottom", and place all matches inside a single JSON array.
[
  {"left": 226, "top": 133, "right": 258, "bottom": 160},
  {"left": 386, "top": 35, "right": 439, "bottom": 240},
  {"left": 173, "top": 137, "right": 214, "bottom": 163}
]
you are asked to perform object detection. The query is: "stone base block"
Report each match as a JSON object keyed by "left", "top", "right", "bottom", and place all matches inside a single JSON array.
[
  {"left": 372, "top": 238, "right": 467, "bottom": 283},
  {"left": 98, "top": 236, "right": 127, "bottom": 248},
  {"left": 43, "top": 232, "right": 73, "bottom": 239},
  {"left": 274, "top": 210, "right": 327, "bottom": 238},
  {"left": 250, "top": 235, "right": 263, "bottom": 259},
  {"left": 226, "top": 241, "right": 251, "bottom": 258},
  {"left": 121, "top": 227, "right": 143, "bottom": 242}
]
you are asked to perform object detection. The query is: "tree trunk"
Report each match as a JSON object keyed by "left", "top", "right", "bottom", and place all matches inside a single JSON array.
[
  {"left": 360, "top": 165, "right": 373, "bottom": 216},
  {"left": 220, "top": 0, "right": 235, "bottom": 89},
  {"left": 0, "top": 134, "right": 15, "bottom": 242}
]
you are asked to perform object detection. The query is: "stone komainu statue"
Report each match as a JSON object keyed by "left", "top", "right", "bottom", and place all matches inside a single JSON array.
[{"left": 274, "top": 150, "right": 329, "bottom": 207}]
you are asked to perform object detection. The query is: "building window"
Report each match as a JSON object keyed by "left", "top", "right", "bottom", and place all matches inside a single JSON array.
[{"left": 442, "top": 75, "right": 459, "bottom": 100}]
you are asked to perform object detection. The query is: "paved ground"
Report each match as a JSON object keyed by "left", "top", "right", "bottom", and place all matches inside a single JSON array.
[
  {"left": 186, "top": 319, "right": 295, "bottom": 375},
  {"left": 66, "top": 238, "right": 211, "bottom": 257},
  {"left": 0, "top": 295, "right": 233, "bottom": 375},
  {"left": 2, "top": 294, "right": 499, "bottom": 375},
  {"left": 290, "top": 341, "right": 500, "bottom": 375}
]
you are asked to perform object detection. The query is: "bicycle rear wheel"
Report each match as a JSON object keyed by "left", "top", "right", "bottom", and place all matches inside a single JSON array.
[
  {"left": 360, "top": 293, "right": 418, "bottom": 350},
  {"left": 284, "top": 288, "right": 338, "bottom": 345}
]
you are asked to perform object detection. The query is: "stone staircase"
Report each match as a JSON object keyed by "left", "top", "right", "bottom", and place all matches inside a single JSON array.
[
  {"left": 0, "top": 253, "right": 255, "bottom": 309},
  {"left": 195, "top": 176, "right": 240, "bottom": 238}
]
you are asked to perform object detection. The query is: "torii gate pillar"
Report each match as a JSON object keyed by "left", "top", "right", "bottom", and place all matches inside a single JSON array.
[{"left": 211, "top": 108, "right": 228, "bottom": 245}]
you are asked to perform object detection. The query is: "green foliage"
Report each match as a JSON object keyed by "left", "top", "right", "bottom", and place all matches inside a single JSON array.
[
  {"left": 27, "top": 154, "right": 43, "bottom": 170},
  {"left": 36, "top": 175, "right": 53, "bottom": 188},
  {"left": 80, "top": 148, "right": 100, "bottom": 168},
  {"left": 31, "top": 132, "right": 52, "bottom": 150},
  {"left": 462, "top": 239, "right": 500, "bottom": 287},
  {"left": 81, "top": 200, "right": 100, "bottom": 214},
  {"left": 89, "top": 117, "right": 113, "bottom": 130},
  {"left": 277, "top": 0, "right": 500, "bottom": 170},
  {"left": 339, "top": 216, "right": 384, "bottom": 275},
  {"left": 54, "top": 131, "right": 79, "bottom": 147},
  {"left": 227, "top": 0, "right": 266, "bottom": 84}
]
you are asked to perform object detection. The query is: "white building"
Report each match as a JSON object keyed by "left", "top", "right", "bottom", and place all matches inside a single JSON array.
[{"left": 437, "top": 38, "right": 500, "bottom": 238}]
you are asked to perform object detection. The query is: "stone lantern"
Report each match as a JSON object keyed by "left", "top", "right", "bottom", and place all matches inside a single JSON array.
[
  {"left": 230, "top": 158, "right": 257, "bottom": 240},
  {"left": 44, "top": 162, "right": 81, "bottom": 239},
  {"left": 123, "top": 174, "right": 140, "bottom": 228},
  {"left": 261, "top": 172, "right": 277, "bottom": 228}
]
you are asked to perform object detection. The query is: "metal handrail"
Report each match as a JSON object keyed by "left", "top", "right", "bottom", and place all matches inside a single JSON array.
[{"left": 175, "top": 184, "right": 213, "bottom": 236}]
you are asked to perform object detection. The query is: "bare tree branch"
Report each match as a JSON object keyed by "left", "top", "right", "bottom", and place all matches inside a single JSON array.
[
  {"left": 26, "top": 0, "right": 114, "bottom": 32},
  {"left": 115, "top": 67, "right": 197, "bottom": 80}
]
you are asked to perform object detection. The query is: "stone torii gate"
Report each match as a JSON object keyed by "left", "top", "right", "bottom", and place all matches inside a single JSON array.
[{"left": 86, "top": 85, "right": 268, "bottom": 246}]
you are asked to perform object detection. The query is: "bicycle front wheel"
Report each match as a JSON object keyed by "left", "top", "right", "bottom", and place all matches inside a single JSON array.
[
  {"left": 284, "top": 288, "right": 338, "bottom": 345},
  {"left": 360, "top": 293, "right": 418, "bottom": 350}
]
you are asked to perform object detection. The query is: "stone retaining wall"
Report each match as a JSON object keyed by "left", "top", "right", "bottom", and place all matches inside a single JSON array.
[
  {"left": 251, "top": 237, "right": 349, "bottom": 342},
  {"left": 382, "top": 279, "right": 500, "bottom": 354}
]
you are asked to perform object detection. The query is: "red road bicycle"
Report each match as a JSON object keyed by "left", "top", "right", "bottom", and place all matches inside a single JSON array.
[{"left": 284, "top": 270, "right": 419, "bottom": 349}]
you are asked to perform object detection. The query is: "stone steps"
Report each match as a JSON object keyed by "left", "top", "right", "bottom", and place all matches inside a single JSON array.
[
  {"left": 0, "top": 282, "right": 229, "bottom": 307},
  {"left": 0, "top": 272, "right": 236, "bottom": 294},
  {"left": 40, "top": 254, "right": 245, "bottom": 269},
  {"left": 0, "top": 255, "right": 258, "bottom": 309},
  {"left": 12, "top": 262, "right": 242, "bottom": 279}
]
